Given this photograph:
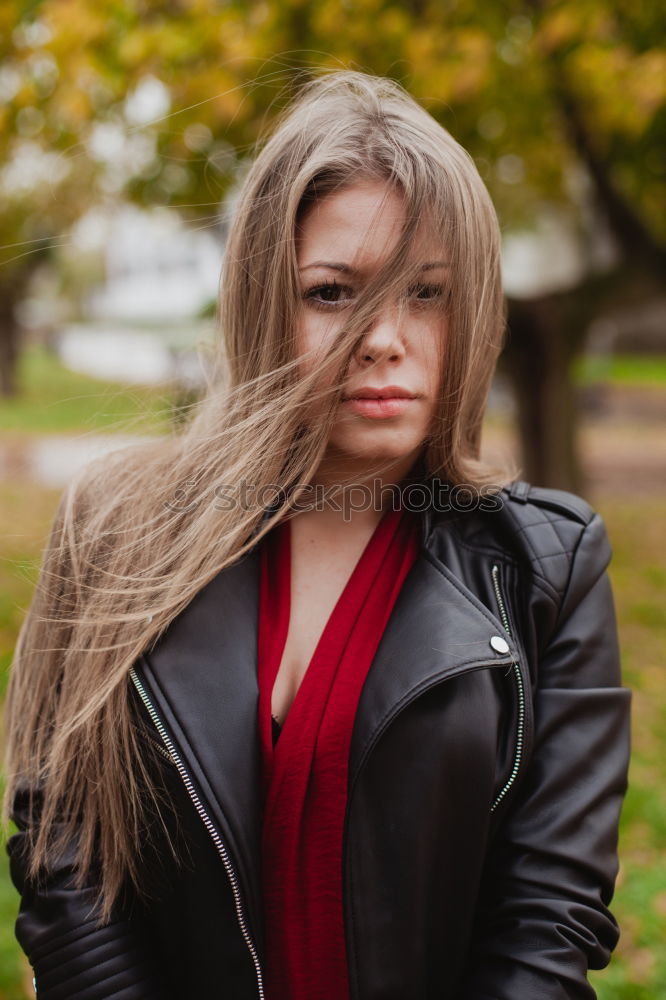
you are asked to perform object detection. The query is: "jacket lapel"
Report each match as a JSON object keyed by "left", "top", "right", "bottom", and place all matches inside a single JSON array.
[
  {"left": 348, "top": 546, "right": 519, "bottom": 785},
  {"left": 136, "top": 544, "right": 265, "bottom": 947}
]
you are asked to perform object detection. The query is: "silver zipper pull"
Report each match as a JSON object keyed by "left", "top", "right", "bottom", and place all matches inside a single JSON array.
[{"left": 490, "top": 564, "right": 526, "bottom": 813}]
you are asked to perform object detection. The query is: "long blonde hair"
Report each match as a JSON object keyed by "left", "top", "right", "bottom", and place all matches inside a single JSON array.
[{"left": 3, "top": 69, "right": 517, "bottom": 923}]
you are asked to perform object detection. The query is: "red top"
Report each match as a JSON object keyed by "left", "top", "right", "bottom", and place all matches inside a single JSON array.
[{"left": 257, "top": 503, "right": 420, "bottom": 999}]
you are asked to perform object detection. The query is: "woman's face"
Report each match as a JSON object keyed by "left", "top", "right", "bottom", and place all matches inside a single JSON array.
[{"left": 295, "top": 177, "right": 448, "bottom": 478}]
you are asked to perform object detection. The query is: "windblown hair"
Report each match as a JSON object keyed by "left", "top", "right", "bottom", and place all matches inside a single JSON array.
[{"left": 3, "top": 69, "right": 518, "bottom": 922}]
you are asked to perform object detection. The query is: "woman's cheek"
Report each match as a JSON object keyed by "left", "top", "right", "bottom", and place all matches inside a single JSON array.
[
  {"left": 294, "top": 319, "right": 339, "bottom": 421},
  {"left": 297, "top": 313, "right": 332, "bottom": 373}
]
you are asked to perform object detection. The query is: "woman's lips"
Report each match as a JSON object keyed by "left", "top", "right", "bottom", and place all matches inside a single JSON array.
[{"left": 341, "top": 397, "right": 416, "bottom": 418}]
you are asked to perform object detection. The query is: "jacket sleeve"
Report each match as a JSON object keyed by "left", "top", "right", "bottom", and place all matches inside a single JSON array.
[
  {"left": 459, "top": 510, "right": 632, "bottom": 1000},
  {"left": 6, "top": 784, "right": 170, "bottom": 999}
]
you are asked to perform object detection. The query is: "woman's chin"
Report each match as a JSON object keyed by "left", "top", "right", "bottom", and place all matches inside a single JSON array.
[{"left": 325, "top": 435, "right": 423, "bottom": 473}]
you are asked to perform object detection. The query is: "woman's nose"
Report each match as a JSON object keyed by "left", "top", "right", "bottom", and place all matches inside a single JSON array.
[{"left": 356, "top": 305, "right": 406, "bottom": 365}]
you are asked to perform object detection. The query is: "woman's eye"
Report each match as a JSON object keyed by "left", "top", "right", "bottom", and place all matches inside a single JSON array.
[
  {"left": 408, "top": 283, "right": 445, "bottom": 302},
  {"left": 303, "top": 281, "right": 354, "bottom": 309},
  {"left": 302, "top": 280, "right": 447, "bottom": 311}
]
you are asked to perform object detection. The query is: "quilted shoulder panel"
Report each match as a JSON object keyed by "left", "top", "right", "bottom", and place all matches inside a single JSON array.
[
  {"left": 504, "top": 479, "right": 594, "bottom": 524},
  {"left": 498, "top": 479, "right": 598, "bottom": 598}
]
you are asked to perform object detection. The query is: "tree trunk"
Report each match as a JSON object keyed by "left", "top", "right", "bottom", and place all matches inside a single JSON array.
[
  {"left": 0, "top": 295, "right": 20, "bottom": 398},
  {"left": 503, "top": 297, "right": 584, "bottom": 494}
]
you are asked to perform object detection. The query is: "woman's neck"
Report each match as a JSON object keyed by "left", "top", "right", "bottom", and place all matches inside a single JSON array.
[{"left": 299, "top": 447, "right": 425, "bottom": 530}]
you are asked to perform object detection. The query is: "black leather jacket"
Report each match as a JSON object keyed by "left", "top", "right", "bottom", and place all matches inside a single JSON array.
[{"left": 7, "top": 479, "right": 632, "bottom": 999}]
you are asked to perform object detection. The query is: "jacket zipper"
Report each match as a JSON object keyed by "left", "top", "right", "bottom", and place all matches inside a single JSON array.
[
  {"left": 129, "top": 665, "right": 264, "bottom": 1000},
  {"left": 142, "top": 727, "right": 179, "bottom": 766},
  {"left": 490, "top": 563, "right": 525, "bottom": 813}
]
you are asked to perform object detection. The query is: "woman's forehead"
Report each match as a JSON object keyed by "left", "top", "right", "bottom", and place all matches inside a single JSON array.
[{"left": 296, "top": 180, "right": 443, "bottom": 273}]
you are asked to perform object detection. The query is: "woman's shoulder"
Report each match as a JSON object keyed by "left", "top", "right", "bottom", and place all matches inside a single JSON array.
[
  {"left": 429, "top": 478, "right": 612, "bottom": 604},
  {"left": 498, "top": 478, "right": 595, "bottom": 526}
]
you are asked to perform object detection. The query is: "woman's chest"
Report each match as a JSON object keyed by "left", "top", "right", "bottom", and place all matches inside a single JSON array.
[
  {"left": 269, "top": 567, "right": 354, "bottom": 722},
  {"left": 270, "top": 530, "right": 381, "bottom": 723}
]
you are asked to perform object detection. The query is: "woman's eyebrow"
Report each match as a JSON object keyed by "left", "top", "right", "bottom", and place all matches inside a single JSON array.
[{"left": 299, "top": 260, "right": 450, "bottom": 273}]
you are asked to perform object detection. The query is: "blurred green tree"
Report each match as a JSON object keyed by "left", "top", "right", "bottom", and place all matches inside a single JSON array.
[{"left": 0, "top": 0, "right": 664, "bottom": 488}]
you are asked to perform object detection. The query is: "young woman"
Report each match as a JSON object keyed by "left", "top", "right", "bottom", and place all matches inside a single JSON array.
[{"left": 4, "top": 71, "right": 630, "bottom": 1000}]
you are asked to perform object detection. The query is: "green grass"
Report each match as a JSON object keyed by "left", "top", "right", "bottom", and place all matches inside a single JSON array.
[
  {"left": 0, "top": 345, "right": 175, "bottom": 435},
  {"left": 0, "top": 847, "right": 26, "bottom": 999},
  {"left": 0, "top": 483, "right": 61, "bottom": 997},
  {"left": 588, "top": 498, "right": 666, "bottom": 999},
  {"left": 0, "top": 485, "right": 62, "bottom": 995},
  {"left": 0, "top": 485, "right": 62, "bottom": 693},
  {"left": 574, "top": 353, "right": 666, "bottom": 387}
]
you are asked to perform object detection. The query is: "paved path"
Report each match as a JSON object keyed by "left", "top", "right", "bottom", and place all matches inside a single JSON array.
[{"left": 0, "top": 433, "right": 159, "bottom": 487}]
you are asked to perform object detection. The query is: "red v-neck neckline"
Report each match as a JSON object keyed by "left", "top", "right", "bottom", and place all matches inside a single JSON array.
[
  {"left": 269, "top": 507, "right": 393, "bottom": 734},
  {"left": 257, "top": 505, "right": 409, "bottom": 775}
]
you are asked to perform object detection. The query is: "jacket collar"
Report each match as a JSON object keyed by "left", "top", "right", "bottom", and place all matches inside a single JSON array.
[{"left": 135, "top": 499, "right": 518, "bottom": 949}]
